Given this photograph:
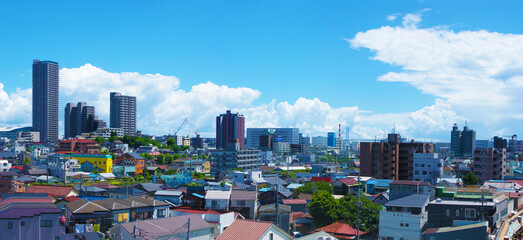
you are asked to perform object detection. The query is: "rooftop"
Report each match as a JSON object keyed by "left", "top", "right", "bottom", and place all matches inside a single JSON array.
[
  {"left": 385, "top": 194, "right": 430, "bottom": 208},
  {"left": 119, "top": 214, "right": 211, "bottom": 236},
  {"left": 315, "top": 221, "right": 367, "bottom": 238},
  {"left": 216, "top": 219, "right": 293, "bottom": 240}
]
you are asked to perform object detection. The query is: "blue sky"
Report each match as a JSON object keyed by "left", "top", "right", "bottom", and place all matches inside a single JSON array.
[{"left": 1, "top": 1, "right": 522, "bottom": 141}]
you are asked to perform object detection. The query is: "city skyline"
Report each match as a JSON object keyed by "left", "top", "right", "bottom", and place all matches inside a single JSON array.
[{"left": 1, "top": 1, "right": 523, "bottom": 140}]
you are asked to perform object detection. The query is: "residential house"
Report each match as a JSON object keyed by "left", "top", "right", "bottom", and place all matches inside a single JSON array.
[
  {"left": 126, "top": 197, "right": 170, "bottom": 219},
  {"left": 371, "top": 192, "right": 390, "bottom": 206},
  {"left": 0, "top": 193, "right": 64, "bottom": 240},
  {"left": 216, "top": 219, "right": 294, "bottom": 240},
  {"left": 115, "top": 153, "right": 144, "bottom": 176},
  {"left": 154, "top": 190, "right": 185, "bottom": 206},
  {"left": 205, "top": 190, "right": 231, "bottom": 211},
  {"left": 171, "top": 207, "right": 237, "bottom": 237},
  {"left": 136, "top": 182, "right": 163, "bottom": 196},
  {"left": 427, "top": 197, "right": 509, "bottom": 229},
  {"left": 25, "top": 185, "right": 79, "bottom": 202},
  {"left": 422, "top": 221, "right": 489, "bottom": 240},
  {"left": 64, "top": 199, "right": 112, "bottom": 233},
  {"left": 388, "top": 180, "right": 435, "bottom": 201},
  {"left": 108, "top": 214, "right": 212, "bottom": 240},
  {"left": 109, "top": 187, "right": 147, "bottom": 199},
  {"left": 259, "top": 186, "right": 293, "bottom": 205},
  {"left": 366, "top": 179, "right": 392, "bottom": 195},
  {"left": 230, "top": 189, "right": 258, "bottom": 219},
  {"left": 257, "top": 203, "right": 291, "bottom": 232},
  {"left": 311, "top": 221, "right": 367, "bottom": 240},
  {"left": 333, "top": 177, "right": 361, "bottom": 195},
  {"left": 290, "top": 211, "right": 314, "bottom": 236},
  {"left": 379, "top": 194, "right": 430, "bottom": 240},
  {"left": 282, "top": 199, "right": 308, "bottom": 212}
]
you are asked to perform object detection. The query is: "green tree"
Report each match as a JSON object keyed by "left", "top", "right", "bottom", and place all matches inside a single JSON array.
[
  {"left": 308, "top": 190, "right": 338, "bottom": 227},
  {"left": 173, "top": 153, "right": 181, "bottom": 160},
  {"left": 157, "top": 154, "right": 165, "bottom": 164},
  {"left": 462, "top": 171, "right": 479, "bottom": 185},
  {"left": 167, "top": 137, "right": 176, "bottom": 146},
  {"left": 100, "top": 149, "right": 110, "bottom": 154},
  {"left": 165, "top": 169, "right": 177, "bottom": 175},
  {"left": 154, "top": 168, "right": 163, "bottom": 176},
  {"left": 165, "top": 153, "right": 173, "bottom": 164},
  {"left": 182, "top": 153, "right": 188, "bottom": 158},
  {"left": 95, "top": 137, "right": 107, "bottom": 144},
  {"left": 201, "top": 153, "right": 207, "bottom": 159},
  {"left": 135, "top": 175, "right": 145, "bottom": 181},
  {"left": 336, "top": 195, "right": 381, "bottom": 232},
  {"left": 294, "top": 181, "right": 333, "bottom": 197},
  {"left": 23, "top": 157, "right": 30, "bottom": 166},
  {"left": 191, "top": 155, "right": 197, "bottom": 160}
]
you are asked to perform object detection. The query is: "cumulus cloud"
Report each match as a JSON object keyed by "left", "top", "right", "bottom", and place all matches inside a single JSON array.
[
  {"left": 349, "top": 10, "right": 523, "bottom": 136},
  {"left": 0, "top": 83, "right": 32, "bottom": 127}
]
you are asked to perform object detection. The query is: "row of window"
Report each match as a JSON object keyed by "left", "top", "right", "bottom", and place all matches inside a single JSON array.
[
  {"left": 7, "top": 220, "right": 53, "bottom": 229},
  {"left": 445, "top": 208, "right": 476, "bottom": 218}
]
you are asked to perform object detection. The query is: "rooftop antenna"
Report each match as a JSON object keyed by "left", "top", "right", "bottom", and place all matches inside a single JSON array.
[{"left": 393, "top": 121, "right": 396, "bottom": 134}]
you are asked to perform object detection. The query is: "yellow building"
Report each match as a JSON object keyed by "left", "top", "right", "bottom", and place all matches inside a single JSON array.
[
  {"left": 62, "top": 153, "right": 113, "bottom": 173},
  {"left": 183, "top": 137, "right": 191, "bottom": 146}
]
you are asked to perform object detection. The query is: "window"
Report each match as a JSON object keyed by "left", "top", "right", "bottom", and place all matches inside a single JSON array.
[
  {"left": 465, "top": 209, "right": 476, "bottom": 218},
  {"left": 269, "top": 233, "right": 274, "bottom": 240},
  {"left": 116, "top": 213, "right": 129, "bottom": 222},
  {"left": 54, "top": 237, "right": 60, "bottom": 240},
  {"left": 400, "top": 223, "right": 404, "bottom": 227},
  {"left": 456, "top": 210, "right": 459, "bottom": 216},
  {"left": 40, "top": 220, "right": 52, "bottom": 227},
  {"left": 405, "top": 223, "right": 409, "bottom": 227},
  {"left": 8, "top": 221, "right": 13, "bottom": 229},
  {"left": 21, "top": 221, "right": 25, "bottom": 227},
  {"left": 158, "top": 209, "right": 166, "bottom": 217},
  {"left": 446, "top": 209, "right": 450, "bottom": 216}
]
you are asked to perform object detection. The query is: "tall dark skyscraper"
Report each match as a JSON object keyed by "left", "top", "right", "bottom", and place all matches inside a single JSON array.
[
  {"left": 450, "top": 123, "right": 476, "bottom": 157},
  {"left": 64, "top": 102, "right": 106, "bottom": 139},
  {"left": 110, "top": 92, "right": 137, "bottom": 136},
  {"left": 216, "top": 110, "right": 245, "bottom": 149},
  {"left": 32, "top": 60, "right": 59, "bottom": 143}
]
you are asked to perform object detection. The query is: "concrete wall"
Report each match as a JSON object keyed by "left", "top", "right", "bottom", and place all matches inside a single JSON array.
[{"left": 379, "top": 211, "right": 426, "bottom": 240}]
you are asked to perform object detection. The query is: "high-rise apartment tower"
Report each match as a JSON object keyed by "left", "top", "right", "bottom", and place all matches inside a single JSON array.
[
  {"left": 216, "top": 110, "right": 245, "bottom": 149},
  {"left": 110, "top": 92, "right": 137, "bottom": 136},
  {"left": 32, "top": 60, "right": 59, "bottom": 143}
]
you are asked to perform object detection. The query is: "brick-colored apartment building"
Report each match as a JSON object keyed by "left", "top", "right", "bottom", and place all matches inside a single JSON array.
[{"left": 360, "top": 134, "right": 434, "bottom": 180}]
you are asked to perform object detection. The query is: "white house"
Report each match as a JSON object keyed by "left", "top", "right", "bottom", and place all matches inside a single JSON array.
[
  {"left": 379, "top": 194, "right": 430, "bottom": 240},
  {"left": 205, "top": 190, "right": 231, "bottom": 211},
  {"left": 0, "top": 159, "right": 12, "bottom": 172}
]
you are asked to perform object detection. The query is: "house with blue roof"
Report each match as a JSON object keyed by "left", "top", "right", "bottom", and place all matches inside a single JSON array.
[
  {"left": 379, "top": 194, "right": 431, "bottom": 240},
  {"left": 109, "top": 187, "right": 146, "bottom": 199},
  {"left": 366, "top": 179, "right": 393, "bottom": 194}
]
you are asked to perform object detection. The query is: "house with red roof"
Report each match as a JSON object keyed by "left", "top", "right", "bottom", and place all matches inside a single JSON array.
[
  {"left": 312, "top": 221, "right": 367, "bottom": 239},
  {"left": 25, "top": 185, "right": 79, "bottom": 201},
  {"left": 311, "top": 176, "right": 332, "bottom": 183},
  {"left": 216, "top": 219, "right": 294, "bottom": 240},
  {"left": 333, "top": 177, "right": 362, "bottom": 195}
]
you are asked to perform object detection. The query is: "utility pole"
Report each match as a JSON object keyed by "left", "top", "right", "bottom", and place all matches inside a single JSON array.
[
  {"left": 186, "top": 217, "right": 191, "bottom": 240},
  {"left": 481, "top": 194, "right": 485, "bottom": 222},
  {"left": 275, "top": 185, "right": 280, "bottom": 228},
  {"left": 357, "top": 173, "right": 361, "bottom": 240}
]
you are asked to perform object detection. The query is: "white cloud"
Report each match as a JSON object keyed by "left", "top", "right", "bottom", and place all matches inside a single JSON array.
[
  {"left": 386, "top": 14, "right": 400, "bottom": 21},
  {"left": 0, "top": 83, "right": 32, "bottom": 127},
  {"left": 349, "top": 10, "right": 523, "bottom": 137}
]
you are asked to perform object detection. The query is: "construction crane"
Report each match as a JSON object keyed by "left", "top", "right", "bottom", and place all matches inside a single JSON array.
[{"left": 174, "top": 119, "right": 199, "bottom": 136}]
